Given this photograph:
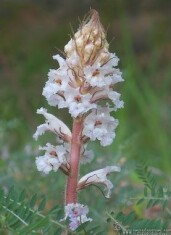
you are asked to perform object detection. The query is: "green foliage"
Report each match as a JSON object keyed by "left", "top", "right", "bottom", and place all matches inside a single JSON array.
[
  {"left": 136, "top": 162, "right": 171, "bottom": 210},
  {"left": 0, "top": 186, "right": 66, "bottom": 235},
  {"left": 106, "top": 163, "right": 171, "bottom": 234},
  {"left": 0, "top": 187, "right": 106, "bottom": 235},
  {"left": 1, "top": 1, "right": 171, "bottom": 234},
  {"left": 107, "top": 211, "right": 166, "bottom": 234}
]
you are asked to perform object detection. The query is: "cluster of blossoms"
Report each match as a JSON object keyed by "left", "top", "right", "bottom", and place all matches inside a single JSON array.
[
  {"left": 63, "top": 203, "right": 92, "bottom": 231},
  {"left": 34, "top": 10, "right": 123, "bottom": 231}
]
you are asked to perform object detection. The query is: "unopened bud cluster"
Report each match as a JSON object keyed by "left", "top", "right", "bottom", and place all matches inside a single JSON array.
[{"left": 34, "top": 10, "right": 123, "bottom": 231}]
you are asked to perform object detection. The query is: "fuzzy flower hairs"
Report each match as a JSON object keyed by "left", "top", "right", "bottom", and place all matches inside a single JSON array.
[{"left": 33, "top": 9, "right": 123, "bottom": 231}]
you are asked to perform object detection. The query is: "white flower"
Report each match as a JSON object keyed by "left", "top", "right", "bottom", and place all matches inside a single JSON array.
[
  {"left": 64, "top": 203, "right": 92, "bottom": 231},
  {"left": 33, "top": 108, "right": 72, "bottom": 142},
  {"left": 64, "top": 87, "right": 96, "bottom": 118},
  {"left": 35, "top": 156, "right": 48, "bottom": 174},
  {"left": 83, "top": 106, "right": 119, "bottom": 146},
  {"left": 42, "top": 55, "right": 70, "bottom": 108},
  {"left": 36, "top": 143, "right": 69, "bottom": 174},
  {"left": 84, "top": 53, "right": 123, "bottom": 88},
  {"left": 108, "top": 91, "right": 124, "bottom": 110},
  {"left": 80, "top": 146, "right": 94, "bottom": 164},
  {"left": 43, "top": 81, "right": 66, "bottom": 108},
  {"left": 36, "top": 155, "right": 59, "bottom": 174},
  {"left": 78, "top": 166, "right": 120, "bottom": 198},
  {"left": 84, "top": 64, "right": 112, "bottom": 87},
  {"left": 40, "top": 143, "right": 69, "bottom": 163},
  {"left": 52, "top": 54, "right": 66, "bottom": 67}
]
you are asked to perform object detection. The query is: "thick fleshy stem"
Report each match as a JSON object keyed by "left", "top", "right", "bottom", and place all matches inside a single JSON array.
[{"left": 65, "top": 118, "right": 83, "bottom": 204}]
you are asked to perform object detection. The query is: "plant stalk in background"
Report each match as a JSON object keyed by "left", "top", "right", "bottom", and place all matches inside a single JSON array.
[{"left": 33, "top": 9, "right": 123, "bottom": 231}]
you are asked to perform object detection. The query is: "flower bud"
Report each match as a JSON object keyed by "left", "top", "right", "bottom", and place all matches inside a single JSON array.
[{"left": 64, "top": 9, "right": 110, "bottom": 66}]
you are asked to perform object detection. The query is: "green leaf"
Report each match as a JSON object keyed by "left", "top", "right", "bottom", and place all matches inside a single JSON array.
[
  {"left": 110, "top": 211, "right": 114, "bottom": 216},
  {"left": 136, "top": 198, "right": 144, "bottom": 205},
  {"left": 29, "top": 194, "right": 37, "bottom": 208},
  {"left": 54, "top": 227, "right": 63, "bottom": 234},
  {"left": 0, "top": 189, "right": 4, "bottom": 202},
  {"left": 152, "top": 199, "right": 160, "bottom": 207},
  {"left": 24, "top": 210, "right": 33, "bottom": 223},
  {"left": 106, "top": 218, "right": 111, "bottom": 223},
  {"left": 124, "top": 211, "right": 135, "bottom": 225},
  {"left": 151, "top": 188, "right": 156, "bottom": 197},
  {"left": 38, "top": 196, "right": 46, "bottom": 211},
  {"left": 162, "top": 200, "right": 168, "bottom": 209},
  {"left": 22, "top": 217, "right": 49, "bottom": 233},
  {"left": 19, "top": 189, "right": 26, "bottom": 202},
  {"left": 146, "top": 199, "right": 154, "bottom": 208},
  {"left": 6, "top": 186, "right": 15, "bottom": 204},
  {"left": 144, "top": 187, "right": 148, "bottom": 197},
  {"left": 9, "top": 218, "right": 23, "bottom": 229},
  {"left": 116, "top": 212, "right": 124, "bottom": 221}
]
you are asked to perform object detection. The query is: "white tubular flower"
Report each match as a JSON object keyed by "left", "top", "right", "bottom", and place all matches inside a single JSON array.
[
  {"left": 33, "top": 108, "right": 72, "bottom": 142},
  {"left": 42, "top": 70, "right": 68, "bottom": 108},
  {"left": 64, "top": 87, "right": 97, "bottom": 118},
  {"left": 78, "top": 166, "right": 120, "bottom": 198},
  {"left": 52, "top": 54, "right": 66, "bottom": 67},
  {"left": 36, "top": 155, "right": 58, "bottom": 174},
  {"left": 83, "top": 53, "right": 123, "bottom": 88},
  {"left": 80, "top": 145, "right": 94, "bottom": 164},
  {"left": 42, "top": 54, "right": 71, "bottom": 108},
  {"left": 35, "top": 143, "right": 69, "bottom": 174},
  {"left": 40, "top": 143, "right": 69, "bottom": 163},
  {"left": 108, "top": 90, "right": 124, "bottom": 110},
  {"left": 64, "top": 203, "right": 92, "bottom": 231},
  {"left": 83, "top": 106, "right": 119, "bottom": 146}
]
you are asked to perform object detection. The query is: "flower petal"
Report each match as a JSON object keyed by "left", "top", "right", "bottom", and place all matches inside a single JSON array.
[
  {"left": 33, "top": 108, "right": 72, "bottom": 142},
  {"left": 63, "top": 203, "right": 92, "bottom": 231},
  {"left": 78, "top": 166, "right": 120, "bottom": 198}
]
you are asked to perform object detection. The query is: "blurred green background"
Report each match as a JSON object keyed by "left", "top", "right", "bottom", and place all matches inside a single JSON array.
[{"left": 0, "top": 0, "right": 171, "bottom": 232}]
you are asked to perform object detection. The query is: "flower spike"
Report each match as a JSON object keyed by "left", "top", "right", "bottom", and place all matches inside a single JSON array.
[{"left": 33, "top": 9, "right": 123, "bottom": 231}]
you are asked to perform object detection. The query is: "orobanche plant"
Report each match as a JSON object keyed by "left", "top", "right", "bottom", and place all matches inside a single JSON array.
[{"left": 33, "top": 9, "right": 124, "bottom": 231}]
